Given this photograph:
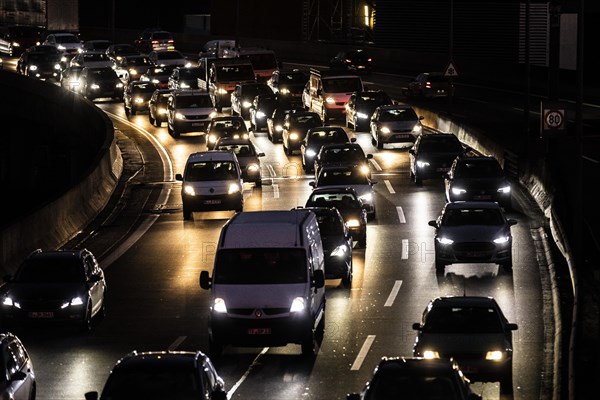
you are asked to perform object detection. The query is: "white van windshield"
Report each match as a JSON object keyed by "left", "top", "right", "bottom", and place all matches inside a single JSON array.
[
  {"left": 322, "top": 77, "right": 362, "bottom": 93},
  {"left": 214, "top": 248, "right": 307, "bottom": 284},
  {"left": 185, "top": 161, "right": 238, "bottom": 181}
]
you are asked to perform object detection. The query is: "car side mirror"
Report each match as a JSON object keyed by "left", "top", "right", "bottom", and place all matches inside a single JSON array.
[
  {"left": 175, "top": 173, "right": 183, "bottom": 181},
  {"left": 409, "top": 148, "right": 416, "bottom": 155},
  {"left": 412, "top": 322, "right": 422, "bottom": 330},
  {"left": 366, "top": 154, "right": 373, "bottom": 159},
  {"left": 508, "top": 219, "right": 518, "bottom": 226},
  {"left": 507, "top": 323, "right": 518, "bottom": 331},
  {"left": 199, "top": 270, "right": 211, "bottom": 290},
  {"left": 312, "top": 269, "right": 325, "bottom": 289},
  {"left": 309, "top": 181, "right": 315, "bottom": 187},
  {"left": 350, "top": 137, "right": 357, "bottom": 143},
  {"left": 428, "top": 220, "right": 437, "bottom": 228},
  {"left": 419, "top": 115, "right": 424, "bottom": 120},
  {"left": 258, "top": 152, "right": 265, "bottom": 157},
  {"left": 84, "top": 392, "right": 99, "bottom": 400}
]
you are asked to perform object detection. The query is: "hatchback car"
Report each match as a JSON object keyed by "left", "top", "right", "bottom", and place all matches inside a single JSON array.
[
  {"left": 311, "top": 165, "right": 377, "bottom": 220},
  {"left": 139, "top": 65, "right": 173, "bottom": 89},
  {"left": 330, "top": 49, "right": 372, "bottom": 74},
  {"left": 123, "top": 80, "right": 156, "bottom": 115},
  {"left": 347, "top": 357, "right": 481, "bottom": 400},
  {"left": 213, "top": 137, "right": 264, "bottom": 186},
  {"left": 148, "top": 50, "right": 190, "bottom": 68},
  {"left": 305, "top": 187, "right": 368, "bottom": 247},
  {"left": 409, "top": 132, "right": 469, "bottom": 185},
  {"left": 444, "top": 156, "right": 512, "bottom": 209},
  {"left": 134, "top": 29, "right": 175, "bottom": 53},
  {"left": 69, "top": 51, "right": 114, "bottom": 69},
  {"left": 0, "top": 248, "right": 107, "bottom": 332},
  {"left": 266, "top": 69, "right": 308, "bottom": 105},
  {"left": 230, "top": 82, "right": 274, "bottom": 119},
  {"left": 300, "top": 126, "right": 350, "bottom": 172},
  {"left": 249, "top": 93, "right": 278, "bottom": 132},
  {"left": 206, "top": 116, "right": 249, "bottom": 149},
  {"left": 79, "top": 66, "right": 124, "bottom": 101},
  {"left": 0, "top": 332, "right": 36, "bottom": 400},
  {"left": 412, "top": 296, "right": 518, "bottom": 395},
  {"left": 113, "top": 54, "right": 153, "bottom": 84},
  {"left": 43, "top": 32, "right": 82, "bottom": 60},
  {"left": 105, "top": 43, "right": 141, "bottom": 62},
  {"left": 84, "top": 350, "right": 226, "bottom": 400},
  {"left": 16, "top": 48, "right": 63, "bottom": 81},
  {"left": 282, "top": 111, "right": 323, "bottom": 156},
  {"left": 370, "top": 104, "right": 424, "bottom": 149},
  {"left": 428, "top": 201, "right": 517, "bottom": 272},
  {"left": 345, "top": 90, "right": 393, "bottom": 132},
  {"left": 168, "top": 66, "right": 204, "bottom": 90},
  {"left": 266, "top": 103, "right": 304, "bottom": 143},
  {"left": 176, "top": 151, "right": 244, "bottom": 220},
  {"left": 301, "top": 206, "right": 353, "bottom": 284},
  {"left": 314, "top": 142, "right": 373, "bottom": 181},
  {"left": 407, "top": 72, "right": 454, "bottom": 99},
  {"left": 148, "top": 88, "right": 173, "bottom": 127},
  {"left": 167, "top": 90, "right": 217, "bottom": 137}
]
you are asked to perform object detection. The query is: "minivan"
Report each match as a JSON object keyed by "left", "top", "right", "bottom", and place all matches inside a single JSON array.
[
  {"left": 176, "top": 151, "right": 244, "bottom": 220},
  {"left": 304, "top": 68, "right": 364, "bottom": 122},
  {"left": 199, "top": 209, "right": 326, "bottom": 357}
]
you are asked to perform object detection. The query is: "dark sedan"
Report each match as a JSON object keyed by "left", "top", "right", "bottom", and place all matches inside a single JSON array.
[
  {"left": 213, "top": 137, "right": 264, "bottom": 186},
  {"left": 409, "top": 132, "right": 469, "bottom": 185},
  {"left": 168, "top": 66, "right": 205, "bottom": 90},
  {"left": 79, "top": 67, "right": 125, "bottom": 101},
  {"left": 300, "top": 126, "right": 350, "bottom": 172},
  {"left": 16, "top": 48, "right": 63, "bottom": 81},
  {"left": 123, "top": 81, "right": 156, "bottom": 115},
  {"left": 345, "top": 90, "right": 393, "bottom": 132},
  {"left": 314, "top": 142, "right": 373, "bottom": 180},
  {"left": 206, "top": 116, "right": 249, "bottom": 149},
  {"left": 148, "top": 88, "right": 173, "bottom": 127},
  {"left": 330, "top": 49, "right": 372, "bottom": 74}
]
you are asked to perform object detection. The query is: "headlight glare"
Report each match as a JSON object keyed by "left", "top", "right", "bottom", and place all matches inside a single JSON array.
[
  {"left": 437, "top": 237, "right": 454, "bottom": 245},
  {"left": 380, "top": 127, "right": 391, "bottom": 134},
  {"left": 346, "top": 219, "right": 360, "bottom": 228},
  {"left": 290, "top": 297, "right": 306, "bottom": 312},
  {"left": 183, "top": 185, "right": 195, "bottom": 195},
  {"left": 356, "top": 112, "right": 368, "bottom": 119},
  {"left": 331, "top": 244, "right": 348, "bottom": 257},
  {"left": 485, "top": 350, "right": 505, "bottom": 361},
  {"left": 498, "top": 185, "right": 511, "bottom": 193},
  {"left": 228, "top": 183, "right": 241, "bottom": 194},
  {"left": 213, "top": 298, "right": 227, "bottom": 313},
  {"left": 451, "top": 187, "right": 467, "bottom": 195},
  {"left": 423, "top": 350, "right": 440, "bottom": 359},
  {"left": 493, "top": 236, "right": 510, "bottom": 244}
]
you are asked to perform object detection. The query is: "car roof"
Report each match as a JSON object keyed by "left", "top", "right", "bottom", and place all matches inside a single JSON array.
[
  {"left": 444, "top": 201, "right": 503, "bottom": 210},
  {"left": 186, "top": 151, "right": 238, "bottom": 163},
  {"left": 25, "top": 248, "right": 88, "bottom": 261},
  {"left": 430, "top": 295, "right": 498, "bottom": 308},
  {"left": 215, "top": 137, "right": 252, "bottom": 145},
  {"left": 377, "top": 104, "right": 414, "bottom": 111},
  {"left": 375, "top": 357, "right": 460, "bottom": 374},
  {"left": 172, "top": 89, "right": 210, "bottom": 96},
  {"left": 112, "top": 350, "right": 206, "bottom": 370},
  {"left": 310, "top": 186, "right": 359, "bottom": 195}
]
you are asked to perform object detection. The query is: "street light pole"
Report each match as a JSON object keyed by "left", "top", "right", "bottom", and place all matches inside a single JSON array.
[{"left": 448, "top": 0, "right": 454, "bottom": 114}]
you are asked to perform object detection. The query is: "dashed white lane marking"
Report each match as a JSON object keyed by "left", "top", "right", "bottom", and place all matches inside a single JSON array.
[
  {"left": 384, "top": 179, "right": 395, "bottom": 194},
  {"left": 401, "top": 239, "right": 409, "bottom": 259},
  {"left": 273, "top": 183, "right": 280, "bottom": 198},
  {"left": 369, "top": 158, "right": 383, "bottom": 171},
  {"left": 396, "top": 206, "right": 406, "bottom": 223},
  {"left": 384, "top": 280, "right": 403, "bottom": 307},
  {"left": 168, "top": 336, "right": 187, "bottom": 351},
  {"left": 228, "top": 347, "right": 270, "bottom": 398},
  {"left": 351, "top": 335, "right": 376, "bottom": 371},
  {"left": 267, "top": 163, "right": 276, "bottom": 177}
]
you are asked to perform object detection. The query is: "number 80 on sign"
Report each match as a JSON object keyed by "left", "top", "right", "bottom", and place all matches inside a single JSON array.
[{"left": 543, "top": 109, "right": 565, "bottom": 130}]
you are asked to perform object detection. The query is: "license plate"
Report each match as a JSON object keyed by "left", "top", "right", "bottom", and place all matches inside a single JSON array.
[
  {"left": 436, "top": 167, "right": 450, "bottom": 172},
  {"left": 474, "top": 195, "right": 492, "bottom": 200},
  {"left": 466, "top": 251, "right": 484, "bottom": 257},
  {"left": 248, "top": 328, "right": 271, "bottom": 335},
  {"left": 29, "top": 311, "right": 54, "bottom": 318},
  {"left": 394, "top": 134, "right": 410, "bottom": 139},
  {"left": 191, "top": 122, "right": 203, "bottom": 127},
  {"left": 204, "top": 199, "right": 221, "bottom": 205}
]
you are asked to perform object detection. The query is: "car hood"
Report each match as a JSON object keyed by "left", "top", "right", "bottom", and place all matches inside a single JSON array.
[
  {"left": 438, "top": 225, "right": 509, "bottom": 241},
  {"left": 451, "top": 177, "right": 509, "bottom": 189},
  {"left": 417, "top": 333, "right": 511, "bottom": 353},
  {"left": 177, "top": 107, "right": 214, "bottom": 116},
  {"left": 321, "top": 235, "right": 346, "bottom": 251},
  {"left": 315, "top": 184, "right": 372, "bottom": 198},
  {"left": 5, "top": 283, "right": 83, "bottom": 300},
  {"left": 213, "top": 283, "right": 307, "bottom": 309},
  {"left": 377, "top": 120, "right": 420, "bottom": 130},
  {"left": 235, "top": 156, "right": 259, "bottom": 168},
  {"left": 183, "top": 180, "right": 240, "bottom": 196}
]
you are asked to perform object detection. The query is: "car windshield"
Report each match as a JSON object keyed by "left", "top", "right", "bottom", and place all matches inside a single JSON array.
[
  {"left": 176, "top": 95, "right": 213, "bottom": 108},
  {"left": 55, "top": 35, "right": 79, "bottom": 44},
  {"left": 366, "top": 372, "right": 460, "bottom": 400},
  {"left": 185, "top": 161, "right": 238, "bottom": 181},
  {"left": 114, "top": 45, "right": 137, "bottom": 54},
  {"left": 157, "top": 51, "right": 183, "bottom": 60},
  {"left": 216, "top": 144, "right": 255, "bottom": 156},
  {"left": 419, "top": 137, "right": 464, "bottom": 153},
  {"left": 423, "top": 305, "right": 503, "bottom": 334},
  {"left": 441, "top": 208, "right": 505, "bottom": 226},
  {"left": 211, "top": 119, "right": 244, "bottom": 131},
  {"left": 152, "top": 32, "right": 172, "bottom": 40},
  {"left": 179, "top": 69, "right": 204, "bottom": 79},
  {"left": 308, "top": 129, "right": 348, "bottom": 145},
  {"left": 307, "top": 192, "right": 361, "bottom": 211},
  {"left": 291, "top": 115, "right": 321, "bottom": 128},
  {"left": 315, "top": 213, "right": 344, "bottom": 236},
  {"left": 101, "top": 365, "right": 201, "bottom": 399},
  {"left": 318, "top": 169, "right": 368, "bottom": 186},
  {"left": 83, "top": 53, "right": 109, "bottom": 62},
  {"left": 347, "top": 51, "right": 370, "bottom": 61},
  {"left": 214, "top": 248, "right": 307, "bottom": 284},
  {"left": 89, "top": 68, "right": 118, "bottom": 79},
  {"left": 242, "top": 84, "right": 272, "bottom": 98},
  {"left": 126, "top": 56, "right": 151, "bottom": 66},
  {"left": 215, "top": 65, "right": 255, "bottom": 81},
  {"left": 378, "top": 108, "right": 418, "bottom": 122},
  {"left": 454, "top": 160, "right": 504, "bottom": 178},
  {"left": 14, "top": 259, "right": 85, "bottom": 283},
  {"left": 322, "top": 77, "right": 363, "bottom": 93},
  {"left": 279, "top": 72, "right": 306, "bottom": 84},
  {"left": 132, "top": 83, "right": 156, "bottom": 93},
  {"left": 27, "top": 53, "right": 60, "bottom": 62},
  {"left": 320, "top": 146, "right": 365, "bottom": 162},
  {"left": 357, "top": 93, "right": 391, "bottom": 106}
]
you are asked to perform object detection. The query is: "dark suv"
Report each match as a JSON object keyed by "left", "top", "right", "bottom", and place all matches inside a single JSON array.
[
  {"left": 84, "top": 350, "right": 227, "bottom": 400},
  {"left": 408, "top": 132, "right": 469, "bottom": 185}
]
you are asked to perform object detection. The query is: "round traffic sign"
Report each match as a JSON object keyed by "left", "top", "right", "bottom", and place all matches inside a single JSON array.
[{"left": 544, "top": 109, "right": 564, "bottom": 129}]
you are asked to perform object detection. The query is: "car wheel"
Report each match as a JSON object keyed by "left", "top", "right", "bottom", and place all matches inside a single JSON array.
[
  {"left": 80, "top": 302, "right": 93, "bottom": 333},
  {"left": 286, "top": 145, "right": 293, "bottom": 156},
  {"left": 268, "top": 130, "right": 274, "bottom": 142},
  {"left": 209, "top": 337, "right": 223, "bottom": 359},
  {"left": 413, "top": 171, "right": 422, "bottom": 185},
  {"left": 342, "top": 259, "right": 353, "bottom": 287},
  {"left": 435, "top": 259, "right": 445, "bottom": 272},
  {"left": 301, "top": 329, "right": 317, "bottom": 356},
  {"left": 376, "top": 134, "right": 384, "bottom": 150},
  {"left": 149, "top": 114, "right": 155, "bottom": 125},
  {"left": 183, "top": 205, "right": 192, "bottom": 221},
  {"left": 357, "top": 233, "right": 367, "bottom": 248},
  {"left": 124, "top": 104, "right": 129, "bottom": 116}
]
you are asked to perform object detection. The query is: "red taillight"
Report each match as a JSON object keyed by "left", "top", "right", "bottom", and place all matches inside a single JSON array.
[
  {"left": 168, "top": 39, "right": 174, "bottom": 43},
  {"left": 425, "top": 81, "right": 432, "bottom": 89},
  {"left": 345, "top": 59, "right": 352, "bottom": 63},
  {"left": 367, "top": 58, "right": 372, "bottom": 62},
  {"left": 152, "top": 40, "right": 158, "bottom": 44}
]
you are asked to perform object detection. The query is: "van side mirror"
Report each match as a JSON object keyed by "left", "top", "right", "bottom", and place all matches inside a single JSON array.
[
  {"left": 350, "top": 137, "right": 357, "bottom": 143},
  {"left": 419, "top": 115, "right": 424, "bottom": 120},
  {"left": 175, "top": 173, "right": 183, "bottom": 181},
  {"left": 366, "top": 154, "right": 373, "bottom": 159},
  {"left": 412, "top": 322, "right": 422, "bottom": 330},
  {"left": 312, "top": 269, "right": 325, "bottom": 289},
  {"left": 309, "top": 181, "right": 315, "bottom": 187},
  {"left": 428, "top": 220, "right": 438, "bottom": 228},
  {"left": 199, "top": 270, "right": 211, "bottom": 289}
]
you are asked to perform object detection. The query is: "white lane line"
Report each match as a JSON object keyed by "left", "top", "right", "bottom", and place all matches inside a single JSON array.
[
  {"left": 401, "top": 239, "right": 409, "bottom": 259},
  {"left": 384, "top": 179, "right": 395, "bottom": 194},
  {"left": 384, "top": 280, "right": 403, "bottom": 307},
  {"left": 369, "top": 158, "right": 383, "bottom": 172},
  {"left": 396, "top": 206, "right": 406, "bottom": 223},
  {"left": 228, "top": 347, "right": 269, "bottom": 398},
  {"left": 351, "top": 335, "right": 376, "bottom": 371},
  {"left": 168, "top": 336, "right": 187, "bottom": 351},
  {"left": 267, "top": 163, "right": 276, "bottom": 177},
  {"left": 273, "top": 183, "right": 280, "bottom": 198}
]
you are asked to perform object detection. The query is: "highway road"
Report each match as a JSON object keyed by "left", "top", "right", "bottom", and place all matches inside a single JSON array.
[{"left": 0, "top": 54, "right": 560, "bottom": 399}]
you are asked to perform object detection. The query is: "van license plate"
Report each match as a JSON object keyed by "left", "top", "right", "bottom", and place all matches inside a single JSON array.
[
  {"left": 204, "top": 199, "right": 221, "bottom": 205},
  {"left": 248, "top": 328, "right": 271, "bottom": 335},
  {"left": 191, "top": 122, "right": 203, "bottom": 127},
  {"left": 29, "top": 311, "right": 54, "bottom": 318}
]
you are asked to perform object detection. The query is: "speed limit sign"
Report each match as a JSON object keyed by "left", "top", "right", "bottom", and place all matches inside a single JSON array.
[{"left": 543, "top": 109, "right": 565, "bottom": 130}]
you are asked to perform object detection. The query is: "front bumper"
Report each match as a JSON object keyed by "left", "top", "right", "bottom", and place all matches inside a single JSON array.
[
  {"left": 435, "top": 241, "right": 512, "bottom": 265},
  {"left": 171, "top": 119, "right": 210, "bottom": 134},
  {"left": 182, "top": 192, "right": 243, "bottom": 212}
]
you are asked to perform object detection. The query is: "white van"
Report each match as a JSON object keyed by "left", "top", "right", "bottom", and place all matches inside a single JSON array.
[
  {"left": 199, "top": 209, "right": 326, "bottom": 357},
  {"left": 176, "top": 151, "right": 244, "bottom": 220}
]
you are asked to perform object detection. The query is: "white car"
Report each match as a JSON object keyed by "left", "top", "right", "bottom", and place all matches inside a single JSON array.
[
  {"left": 69, "top": 51, "right": 114, "bottom": 69},
  {"left": 310, "top": 164, "right": 377, "bottom": 220},
  {"left": 43, "top": 32, "right": 82, "bottom": 59},
  {"left": 147, "top": 49, "right": 190, "bottom": 68},
  {"left": 370, "top": 104, "right": 424, "bottom": 149}
]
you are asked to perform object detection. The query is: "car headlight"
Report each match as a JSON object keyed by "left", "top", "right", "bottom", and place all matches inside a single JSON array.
[
  {"left": 209, "top": 110, "right": 218, "bottom": 118},
  {"left": 116, "top": 82, "right": 124, "bottom": 88},
  {"left": 493, "top": 236, "right": 510, "bottom": 244},
  {"left": 175, "top": 112, "right": 186, "bottom": 120},
  {"left": 158, "top": 107, "right": 168, "bottom": 115},
  {"left": 61, "top": 296, "right": 84, "bottom": 309},
  {"left": 151, "top": 79, "right": 160, "bottom": 84},
  {"left": 360, "top": 164, "right": 370, "bottom": 175},
  {"left": 213, "top": 298, "right": 227, "bottom": 313},
  {"left": 356, "top": 112, "right": 369, "bottom": 119},
  {"left": 232, "top": 133, "right": 249, "bottom": 139},
  {"left": 346, "top": 219, "right": 360, "bottom": 228},
  {"left": 451, "top": 187, "right": 467, "bottom": 195},
  {"left": 485, "top": 350, "right": 505, "bottom": 361},
  {"left": 183, "top": 185, "right": 195, "bottom": 195},
  {"left": 217, "top": 88, "right": 228, "bottom": 94},
  {"left": 290, "top": 297, "right": 306, "bottom": 313},
  {"left": 242, "top": 101, "right": 252, "bottom": 108},
  {"left": 256, "top": 111, "right": 266, "bottom": 119},
  {"left": 275, "top": 125, "right": 283, "bottom": 132},
  {"left": 289, "top": 132, "right": 299, "bottom": 140},
  {"left": 331, "top": 244, "right": 348, "bottom": 257},
  {"left": 416, "top": 160, "right": 430, "bottom": 168},
  {"left": 305, "top": 149, "right": 317, "bottom": 157},
  {"left": 129, "top": 69, "right": 138, "bottom": 75},
  {"left": 325, "top": 97, "right": 335, "bottom": 104},
  {"left": 91, "top": 83, "right": 100, "bottom": 90},
  {"left": 180, "top": 82, "right": 190, "bottom": 89},
  {"left": 412, "top": 124, "right": 423, "bottom": 133},
  {"left": 498, "top": 185, "right": 511, "bottom": 193},
  {"left": 29, "top": 65, "right": 38, "bottom": 71},
  {"left": 57, "top": 45, "right": 66, "bottom": 50},
  {"left": 185, "top": 62, "right": 192, "bottom": 68},
  {"left": 247, "top": 163, "right": 260, "bottom": 172},
  {"left": 2, "top": 296, "right": 21, "bottom": 308},
  {"left": 422, "top": 350, "right": 440, "bottom": 359},
  {"left": 12, "top": 42, "right": 20, "bottom": 48},
  {"left": 436, "top": 237, "right": 454, "bottom": 245},
  {"left": 134, "top": 97, "right": 144, "bottom": 103},
  {"left": 359, "top": 193, "right": 372, "bottom": 202},
  {"left": 280, "top": 88, "right": 290, "bottom": 94},
  {"left": 380, "top": 126, "right": 391, "bottom": 134},
  {"left": 228, "top": 183, "right": 241, "bottom": 194},
  {"left": 61, "top": 56, "right": 68, "bottom": 63},
  {"left": 208, "top": 134, "right": 217, "bottom": 143},
  {"left": 54, "top": 64, "right": 62, "bottom": 70}
]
